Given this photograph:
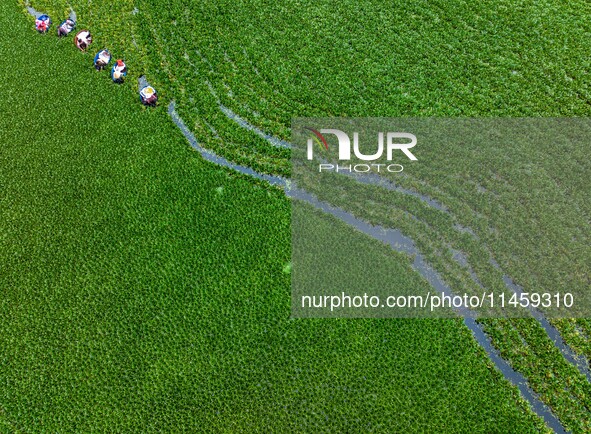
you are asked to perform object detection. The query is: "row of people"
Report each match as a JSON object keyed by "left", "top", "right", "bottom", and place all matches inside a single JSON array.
[{"left": 34, "top": 14, "right": 157, "bottom": 106}]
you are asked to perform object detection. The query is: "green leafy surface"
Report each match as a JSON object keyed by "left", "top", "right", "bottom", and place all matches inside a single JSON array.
[{"left": 0, "top": 1, "right": 551, "bottom": 432}]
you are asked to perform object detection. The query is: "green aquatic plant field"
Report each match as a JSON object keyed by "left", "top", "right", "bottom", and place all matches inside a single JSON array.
[
  {"left": 120, "top": 2, "right": 591, "bottom": 429},
  {"left": 10, "top": 0, "right": 591, "bottom": 431},
  {"left": 0, "top": 0, "right": 557, "bottom": 432},
  {"left": 32, "top": 0, "right": 588, "bottom": 323}
]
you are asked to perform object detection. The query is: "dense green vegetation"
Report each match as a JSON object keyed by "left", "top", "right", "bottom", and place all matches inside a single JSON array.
[
  {"left": 127, "top": 0, "right": 591, "bottom": 175},
  {"left": 126, "top": 0, "right": 591, "bottom": 425},
  {"left": 31, "top": 0, "right": 587, "bottom": 320},
  {"left": 126, "top": 0, "right": 591, "bottom": 429},
  {"left": 0, "top": 0, "right": 555, "bottom": 431},
  {"left": 12, "top": 0, "right": 591, "bottom": 431},
  {"left": 297, "top": 162, "right": 591, "bottom": 430}
]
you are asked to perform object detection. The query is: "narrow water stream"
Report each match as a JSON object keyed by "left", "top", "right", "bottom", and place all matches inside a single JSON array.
[
  {"left": 216, "top": 93, "right": 589, "bottom": 386},
  {"left": 168, "top": 101, "right": 286, "bottom": 187},
  {"left": 168, "top": 100, "right": 568, "bottom": 433}
]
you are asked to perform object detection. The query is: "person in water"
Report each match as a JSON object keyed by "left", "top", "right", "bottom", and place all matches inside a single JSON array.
[
  {"left": 75, "top": 30, "right": 92, "bottom": 51},
  {"left": 94, "top": 49, "right": 112, "bottom": 71},
  {"left": 57, "top": 19, "right": 75, "bottom": 37},
  {"left": 111, "top": 59, "right": 128, "bottom": 83},
  {"left": 35, "top": 15, "right": 51, "bottom": 33}
]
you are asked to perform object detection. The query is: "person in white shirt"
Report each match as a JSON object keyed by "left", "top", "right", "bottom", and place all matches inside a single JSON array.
[
  {"left": 75, "top": 30, "right": 92, "bottom": 51},
  {"left": 94, "top": 49, "right": 112, "bottom": 71},
  {"left": 57, "top": 19, "right": 75, "bottom": 37}
]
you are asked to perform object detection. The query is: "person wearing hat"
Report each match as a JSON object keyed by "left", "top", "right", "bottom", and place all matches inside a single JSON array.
[
  {"left": 57, "top": 19, "right": 75, "bottom": 37},
  {"left": 94, "top": 49, "right": 112, "bottom": 71},
  {"left": 35, "top": 15, "right": 51, "bottom": 33},
  {"left": 75, "top": 30, "right": 92, "bottom": 51},
  {"left": 140, "top": 86, "right": 158, "bottom": 106},
  {"left": 111, "top": 59, "right": 128, "bottom": 83}
]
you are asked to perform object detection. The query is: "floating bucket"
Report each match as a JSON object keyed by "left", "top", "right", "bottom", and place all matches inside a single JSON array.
[
  {"left": 140, "top": 86, "right": 158, "bottom": 106},
  {"left": 57, "top": 19, "right": 75, "bottom": 37},
  {"left": 75, "top": 30, "right": 92, "bottom": 51},
  {"left": 94, "top": 49, "right": 112, "bottom": 71},
  {"left": 35, "top": 15, "right": 51, "bottom": 33},
  {"left": 111, "top": 59, "right": 127, "bottom": 83}
]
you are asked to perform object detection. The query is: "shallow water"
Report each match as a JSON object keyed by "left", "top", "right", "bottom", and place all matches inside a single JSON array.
[
  {"left": 26, "top": 5, "right": 42, "bottom": 19},
  {"left": 288, "top": 188, "right": 567, "bottom": 433},
  {"left": 168, "top": 102, "right": 286, "bottom": 187},
  {"left": 168, "top": 102, "right": 568, "bottom": 432},
  {"left": 220, "top": 105, "right": 291, "bottom": 149}
]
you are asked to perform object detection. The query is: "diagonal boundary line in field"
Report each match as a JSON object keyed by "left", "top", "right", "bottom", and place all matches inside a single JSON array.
[
  {"left": 11, "top": 6, "right": 575, "bottom": 432},
  {"left": 214, "top": 101, "right": 589, "bottom": 377},
  {"left": 204, "top": 78, "right": 293, "bottom": 150},
  {"left": 337, "top": 166, "right": 591, "bottom": 382},
  {"left": 168, "top": 102, "right": 286, "bottom": 188},
  {"left": 211, "top": 97, "right": 584, "bottom": 378},
  {"left": 236, "top": 104, "right": 590, "bottom": 383},
  {"left": 168, "top": 102, "right": 568, "bottom": 433},
  {"left": 492, "top": 258, "right": 591, "bottom": 382},
  {"left": 294, "top": 133, "right": 590, "bottom": 383},
  {"left": 220, "top": 105, "right": 291, "bottom": 149},
  {"left": 288, "top": 187, "right": 568, "bottom": 434}
]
